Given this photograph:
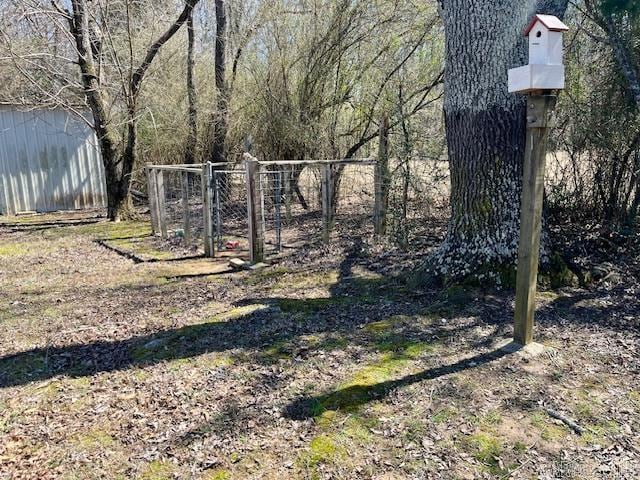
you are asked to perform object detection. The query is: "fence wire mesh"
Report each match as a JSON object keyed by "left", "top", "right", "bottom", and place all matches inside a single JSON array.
[
  {"left": 331, "top": 162, "right": 377, "bottom": 236},
  {"left": 258, "top": 161, "right": 376, "bottom": 249},
  {"left": 147, "top": 159, "right": 382, "bottom": 260},
  {"left": 212, "top": 169, "right": 249, "bottom": 255},
  {"left": 386, "top": 157, "right": 447, "bottom": 248},
  {"left": 157, "top": 168, "right": 204, "bottom": 251}
]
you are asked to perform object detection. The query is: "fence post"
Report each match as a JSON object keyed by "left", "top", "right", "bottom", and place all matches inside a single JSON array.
[
  {"left": 156, "top": 169, "right": 168, "bottom": 238},
  {"left": 181, "top": 171, "right": 191, "bottom": 245},
  {"left": 245, "top": 154, "right": 264, "bottom": 264},
  {"left": 284, "top": 166, "right": 292, "bottom": 223},
  {"left": 274, "top": 170, "right": 282, "bottom": 252},
  {"left": 202, "top": 163, "right": 215, "bottom": 257},
  {"left": 321, "top": 163, "right": 334, "bottom": 242},
  {"left": 146, "top": 166, "right": 160, "bottom": 235},
  {"left": 514, "top": 94, "right": 557, "bottom": 346},
  {"left": 374, "top": 115, "right": 390, "bottom": 236}
]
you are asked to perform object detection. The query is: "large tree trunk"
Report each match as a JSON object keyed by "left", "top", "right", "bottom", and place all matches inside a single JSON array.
[
  {"left": 211, "top": 0, "right": 228, "bottom": 165},
  {"left": 428, "top": 0, "right": 568, "bottom": 283},
  {"left": 69, "top": 0, "right": 126, "bottom": 220},
  {"left": 66, "top": 0, "right": 200, "bottom": 221},
  {"left": 185, "top": 9, "right": 198, "bottom": 164}
]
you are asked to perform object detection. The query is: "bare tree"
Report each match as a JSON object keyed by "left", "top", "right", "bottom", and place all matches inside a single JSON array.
[
  {"left": 210, "top": 0, "right": 228, "bottom": 164},
  {"left": 2, "top": 0, "right": 200, "bottom": 220},
  {"left": 583, "top": 0, "right": 640, "bottom": 109},
  {"left": 185, "top": 6, "right": 198, "bottom": 164}
]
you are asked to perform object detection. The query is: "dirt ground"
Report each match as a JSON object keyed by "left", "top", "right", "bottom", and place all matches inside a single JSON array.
[{"left": 0, "top": 210, "right": 639, "bottom": 479}]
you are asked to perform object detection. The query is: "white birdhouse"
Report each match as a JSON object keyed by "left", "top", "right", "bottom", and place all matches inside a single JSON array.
[{"left": 508, "top": 14, "right": 569, "bottom": 94}]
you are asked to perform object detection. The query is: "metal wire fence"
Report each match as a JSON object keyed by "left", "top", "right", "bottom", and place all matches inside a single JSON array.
[
  {"left": 147, "top": 165, "right": 205, "bottom": 252},
  {"left": 331, "top": 162, "right": 377, "bottom": 238},
  {"left": 148, "top": 156, "right": 432, "bottom": 258},
  {"left": 256, "top": 160, "right": 377, "bottom": 251},
  {"left": 212, "top": 169, "right": 248, "bottom": 255}
]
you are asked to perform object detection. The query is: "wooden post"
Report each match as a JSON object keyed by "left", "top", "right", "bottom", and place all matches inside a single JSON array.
[
  {"left": 202, "top": 163, "right": 215, "bottom": 257},
  {"left": 245, "top": 154, "right": 264, "bottom": 263},
  {"left": 284, "top": 166, "right": 292, "bottom": 223},
  {"left": 374, "top": 115, "right": 390, "bottom": 236},
  {"left": 146, "top": 166, "right": 160, "bottom": 235},
  {"left": 321, "top": 163, "right": 334, "bottom": 242},
  {"left": 156, "top": 169, "right": 168, "bottom": 238},
  {"left": 181, "top": 171, "right": 191, "bottom": 245},
  {"left": 514, "top": 94, "right": 557, "bottom": 345}
]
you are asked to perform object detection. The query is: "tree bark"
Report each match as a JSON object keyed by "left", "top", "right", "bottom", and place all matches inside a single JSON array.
[
  {"left": 429, "top": 0, "right": 568, "bottom": 282},
  {"left": 185, "top": 9, "right": 198, "bottom": 164},
  {"left": 68, "top": 0, "right": 125, "bottom": 220},
  {"left": 63, "top": 0, "right": 199, "bottom": 220},
  {"left": 211, "top": 0, "right": 228, "bottom": 165}
]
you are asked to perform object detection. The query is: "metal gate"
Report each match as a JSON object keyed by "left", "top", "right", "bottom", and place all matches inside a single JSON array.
[
  {"left": 259, "top": 169, "right": 284, "bottom": 253},
  {"left": 211, "top": 169, "right": 249, "bottom": 255}
]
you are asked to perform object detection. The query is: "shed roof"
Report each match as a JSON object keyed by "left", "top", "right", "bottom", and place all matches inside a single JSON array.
[{"left": 524, "top": 14, "right": 569, "bottom": 36}]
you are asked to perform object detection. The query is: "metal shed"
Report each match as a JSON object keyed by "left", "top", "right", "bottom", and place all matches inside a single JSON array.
[{"left": 0, "top": 105, "right": 107, "bottom": 215}]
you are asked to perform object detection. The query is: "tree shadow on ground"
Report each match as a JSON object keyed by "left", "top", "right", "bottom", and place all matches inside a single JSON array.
[
  {"left": 2, "top": 238, "right": 635, "bottom": 391},
  {"left": 0, "top": 240, "right": 478, "bottom": 388},
  {"left": 0, "top": 218, "right": 104, "bottom": 232},
  {"left": 282, "top": 343, "right": 517, "bottom": 420},
  {"left": 536, "top": 285, "right": 640, "bottom": 333}
]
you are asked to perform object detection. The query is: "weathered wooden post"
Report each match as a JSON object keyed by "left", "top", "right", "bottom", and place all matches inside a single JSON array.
[
  {"left": 321, "top": 163, "right": 334, "bottom": 242},
  {"left": 284, "top": 166, "right": 292, "bottom": 223},
  {"left": 202, "top": 163, "right": 215, "bottom": 257},
  {"left": 146, "top": 166, "right": 160, "bottom": 235},
  {"left": 156, "top": 169, "right": 168, "bottom": 238},
  {"left": 374, "top": 115, "right": 390, "bottom": 236},
  {"left": 508, "top": 14, "right": 568, "bottom": 345},
  {"left": 181, "top": 170, "right": 191, "bottom": 245},
  {"left": 245, "top": 154, "right": 264, "bottom": 264}
]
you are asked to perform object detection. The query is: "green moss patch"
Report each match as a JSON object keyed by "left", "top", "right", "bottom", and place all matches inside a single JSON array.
[
  {"left": 432, "top": 406, "right": 458, "bottom": 424},
  {"left": 305, "top": 340, "right": 434, "bottom": 417},
  {"left": 203, "top": 469, "right": 231, "bottom": 480},
  {"left": 305, "top": 435, "right": 346, "bottom": 466},
  {"left": 0, "top": 242, "right": 30, "bottom": 257},
  {"left": 462, "top": 433, "right": 507, "bottom": 475},
  {"left": 140, "top": 460, "right": 174, "bottom": 480}
]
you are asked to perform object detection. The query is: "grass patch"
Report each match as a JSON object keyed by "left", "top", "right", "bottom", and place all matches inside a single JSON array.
[
  {"left": 245, "top": 266, "right": 293, "bottom": 286},
  {"left": 107, "top": 237, "right": 174, "bottom": 261},
  {"left": 43, "top": 220, "right": 151, "bottom": 241},
  {"left": 306, "top": 340, "right": 434, "bottom": 417},
  {"left": 75, "top": 428, "right": 115, "bottom": 451},
  {"left": 0, "top": 242, "right": 29, "bottom": 257},
  {"left": 305, "top": 435, "right": 345, "bottom": 466},
  {"left": 262, "top": 339, "right": 294, "bottom": 361},
  {"left": 316, "top": 410, "right": 378, "bottom": 444},
  {"left": 203, "top": 470, "right": 230, "bottom": 480},
  {"left": 140, "top": 460, "right": 174, "bottom": 480},
  {"left": 462, "top": 432, "right": 507, "bottom": 476},
  {"left": 211, "top": 304, "right": 268, "bottom": 322},
  {"left": 579, "top": 419, "right": 619, "bottom": 446},
  {"left": 530, "top": 412, "right": 569, "bottom": 441},
  {"left": 309, "top": 334, "right": 348, "bottom": 352},
  {"left": 432, "top": 406, "right": 458, "bottom": 424},
  {"left": 1, "top": 351, "right": 47, "bottom": 384},
  {"left": 362, "top": 315, "right": 410, "bottom": 335},
  {"left": 375, "top": 336, "right": 437, "bottom": 358}
]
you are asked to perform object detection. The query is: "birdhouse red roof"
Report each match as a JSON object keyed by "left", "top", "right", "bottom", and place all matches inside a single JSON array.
[{"left": 524, "top": 14, "right": 569, "bottom": 36}]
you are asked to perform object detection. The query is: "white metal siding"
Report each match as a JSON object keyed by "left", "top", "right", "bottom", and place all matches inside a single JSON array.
[{"left": 0, "top": 107, "right": 107, "bottom": 215}]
